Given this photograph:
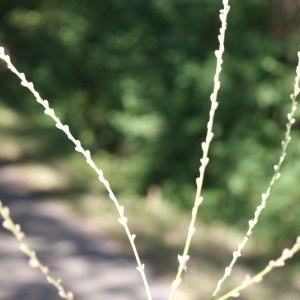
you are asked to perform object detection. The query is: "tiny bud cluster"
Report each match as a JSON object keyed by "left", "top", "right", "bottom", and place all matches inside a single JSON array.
[
  {"left": 171, "top": 278, "right": 182, "bottom": 289},
  {"left": 231, "top": 292, "right": 240, "bottom": 298},
  {"left": 136, "top": 264, "right": 145, "bottom": 273}
]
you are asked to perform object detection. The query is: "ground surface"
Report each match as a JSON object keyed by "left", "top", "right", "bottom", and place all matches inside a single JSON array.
[
  {"left": 0, "top": 103, "right": 299, "bottom": 300},
  {"left": 0, "top": 173, "right": 170, "bottom": 300}
]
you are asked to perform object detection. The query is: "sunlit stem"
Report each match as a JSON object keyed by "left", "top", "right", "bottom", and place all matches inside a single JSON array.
[
  {"left": 168, "top": 1, "right": 231, "bottom": 299},
  {"left": 216, "top": 237, "right": 300, "bottom": 300},
  {"left": 210, "top": 49, "right": 300, "bottom": 300},
  {"left": 0, "top": 47, "right": 153, "bottom": 300}
]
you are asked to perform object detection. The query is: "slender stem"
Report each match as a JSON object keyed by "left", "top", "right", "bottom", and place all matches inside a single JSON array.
[
  {"left": 0, "top": 47, "right": 153, "bottom": 300},
  {"left": 168, "top": 2, "right": 231, "bottom": 299},
  {"left": 216, "top": 237, "right": 300, "bottom": 300},
  {"left": 210, "top": 49, "right": 300, "bottom": 300},
  {"left": 0, "top": 201, "right": 75, "bottom": 300}
]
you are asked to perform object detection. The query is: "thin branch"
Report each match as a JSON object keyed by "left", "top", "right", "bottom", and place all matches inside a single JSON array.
[
  {"left": 0, "top": 47, "right": 153, "bottom": 300},
  {"left": 210, "top": 49, "right": 300, "bottom": 300},
  {"left": 0, "top": 201, "right": 74, "bottom": 300},
  {"left": 168, "top": 1, "right": 231, "bottom": 299},
  {"left": 216, "top": 236, "right": 300, "bottom": 300}
]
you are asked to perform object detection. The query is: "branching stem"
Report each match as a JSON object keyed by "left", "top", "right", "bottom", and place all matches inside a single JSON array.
[
  {"left": 210, "top": 50, "right": 300, "bottom": 300},
  {"left": 216, "top": 237, "right": 300, "bottom": 300}
]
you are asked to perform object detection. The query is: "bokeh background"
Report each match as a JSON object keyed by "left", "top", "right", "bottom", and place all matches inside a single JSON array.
[{"left": 0, "top": 0, "right": 300, "bottom": 299}]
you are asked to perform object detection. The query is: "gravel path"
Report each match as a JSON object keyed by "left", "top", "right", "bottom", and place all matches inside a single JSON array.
[{"left": 0, "top": 168, "right": 171, "bottom": 300}]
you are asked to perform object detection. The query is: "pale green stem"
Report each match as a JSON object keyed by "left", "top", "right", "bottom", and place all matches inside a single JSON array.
[
  {"left": 0, "top": 201, "right": 74, "bottom": 300},
  {"left": 0, "top": 47, "right": 152, "bottom": 300},
  {"left": 210, "top": 50, "right": 300, "bottom": 300},
  {"left": 168, "top": 1, "right": 231, "bottom": 300},
  {"left": 216, "top": 236, "right": 300, "bottom": 300}
]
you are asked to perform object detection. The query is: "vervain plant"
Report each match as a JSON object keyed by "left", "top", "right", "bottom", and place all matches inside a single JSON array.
[{"left": 0, "top": 0, "right": 300, "bottom": 299}]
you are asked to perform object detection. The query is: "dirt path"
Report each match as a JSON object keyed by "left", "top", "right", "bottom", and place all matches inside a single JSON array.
[{"left": 0, "top": 171, "right": 170, "bottom": 300}]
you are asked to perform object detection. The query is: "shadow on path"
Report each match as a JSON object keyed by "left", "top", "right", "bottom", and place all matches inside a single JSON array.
[{"left": 0, "top": 182, "right": 170, "bottom": 300}]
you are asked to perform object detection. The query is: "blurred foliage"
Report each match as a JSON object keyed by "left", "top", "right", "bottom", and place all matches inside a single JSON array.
[{"left": 0, "top": 0, "right": 300, "bottom": 254}]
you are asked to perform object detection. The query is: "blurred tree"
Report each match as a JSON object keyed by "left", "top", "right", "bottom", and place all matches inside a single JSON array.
[{"left": 0, "top": 0, "right": 300, "bottom": 253}]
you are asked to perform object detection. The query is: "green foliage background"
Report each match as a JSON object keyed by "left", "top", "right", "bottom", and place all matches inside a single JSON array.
[{"left": 0, "top": 0, "right": 300, "bottom": 255}]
